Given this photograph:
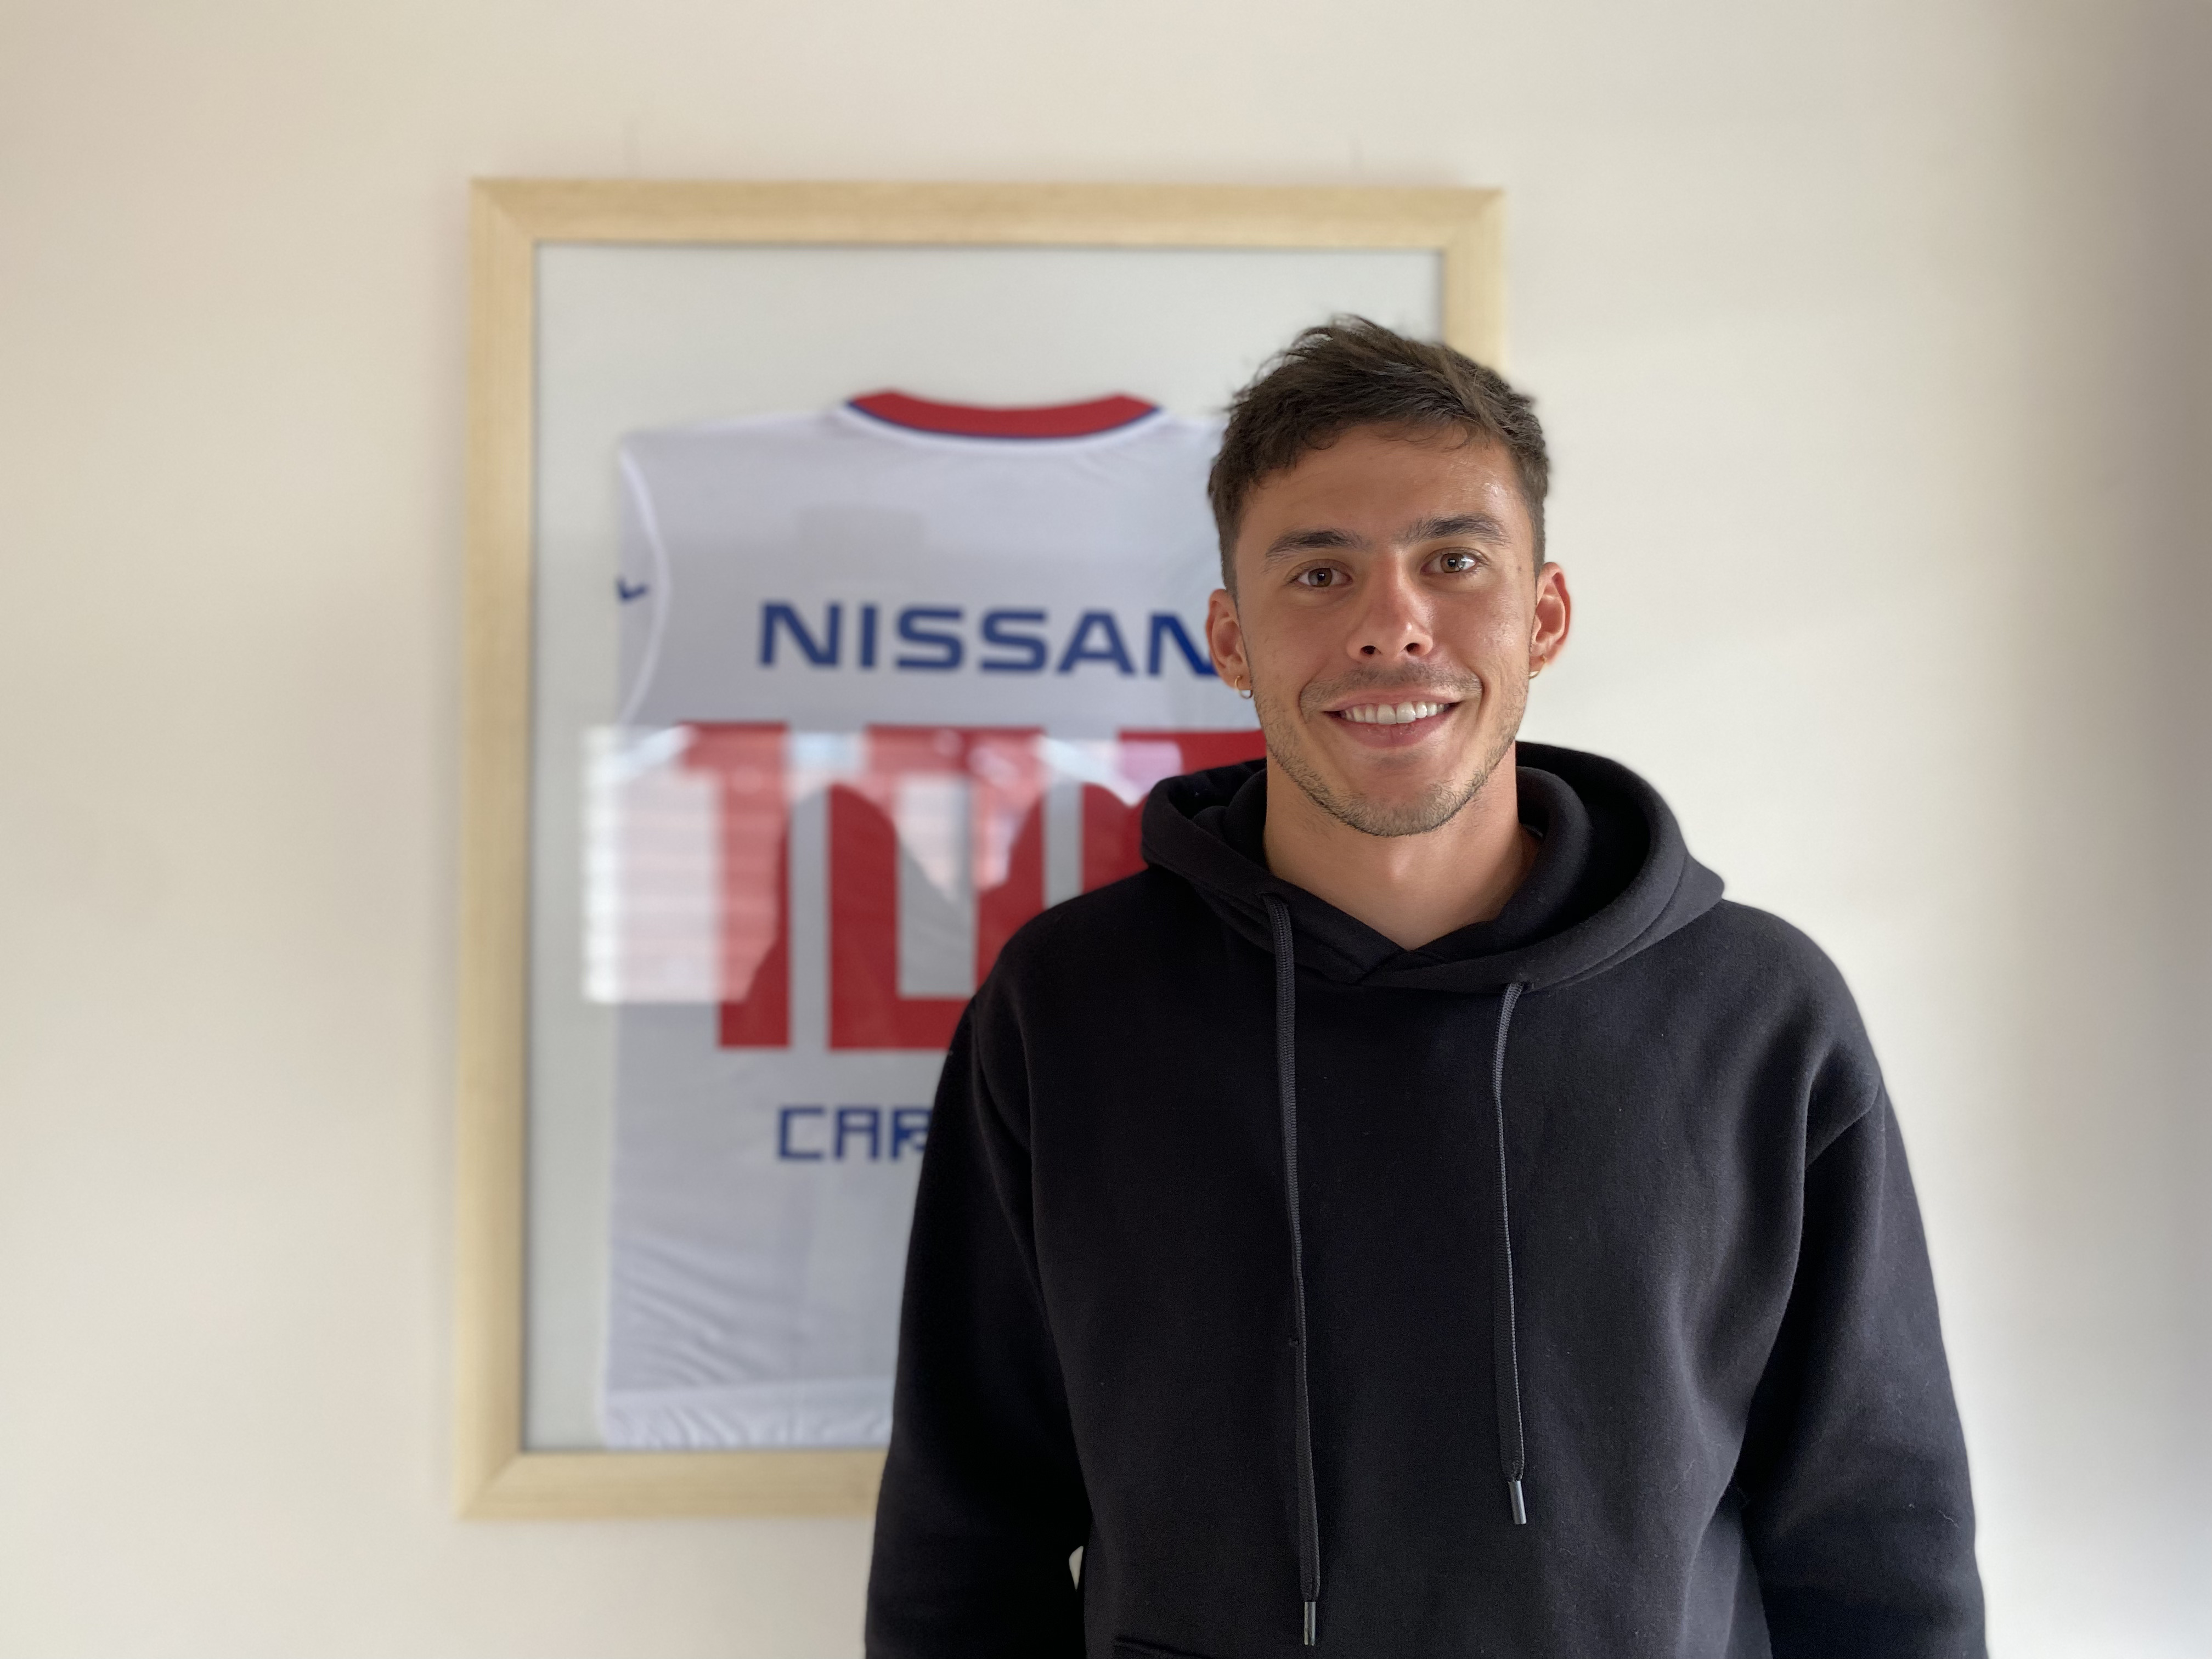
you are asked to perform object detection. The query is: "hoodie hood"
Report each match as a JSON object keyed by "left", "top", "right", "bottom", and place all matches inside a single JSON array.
[{"left": 1140, "top": 740, "right": 1724, "bottom": 995}]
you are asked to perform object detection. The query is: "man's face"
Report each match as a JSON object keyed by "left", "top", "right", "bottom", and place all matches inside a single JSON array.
[{"left": 1206, "top": 425, "right": 1571, "bottom": 838}]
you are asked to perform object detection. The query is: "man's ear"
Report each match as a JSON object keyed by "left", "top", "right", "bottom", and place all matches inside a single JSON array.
[
  {"left": 1530, "top": 562, "right": 1572, "bottom": 670},
  {"left": 1205, "top": 588, "right": 1249, "bottom": 690}
]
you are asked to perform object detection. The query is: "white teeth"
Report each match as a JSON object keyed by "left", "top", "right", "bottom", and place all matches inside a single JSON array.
[{"left": 1339, "top": 701, "right": 1446, "bottom": 725}]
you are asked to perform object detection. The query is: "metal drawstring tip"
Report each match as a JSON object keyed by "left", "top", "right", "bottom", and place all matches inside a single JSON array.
[
  {"left": 1508, "top": 1479, "right": 1528, "bottom": 1526},
  {"left": 1302, "top": 1599, "right": 1318, "bottom": 1645}
]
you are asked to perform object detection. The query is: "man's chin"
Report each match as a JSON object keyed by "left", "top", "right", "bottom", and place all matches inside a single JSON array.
[
  {"left": 1328, "top": 788, "right": 1477, "bottom": 839},
  {"left": 1286, "top": 763, "right": 1485, "bottom": 839}
]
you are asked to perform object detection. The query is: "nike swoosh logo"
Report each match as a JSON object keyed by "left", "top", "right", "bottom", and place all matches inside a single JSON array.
[{"left": 616, "top": 578, "right": 650, "bottom": 602}]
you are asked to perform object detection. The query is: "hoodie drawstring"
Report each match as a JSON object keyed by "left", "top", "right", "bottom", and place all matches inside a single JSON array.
[
  {"left": 1263, "top": 895, "right": 1323, "bottom": 1646},
  {"left": 1263, "top": 896, "right": 1534, "bottom": 1643},
  {"left": 1489, "top": 981, "right": 1531, "bottom": 1526}
]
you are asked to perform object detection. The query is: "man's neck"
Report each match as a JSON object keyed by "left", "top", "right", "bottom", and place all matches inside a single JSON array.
[{"left": 1260, "top": 747, "right": 1536, "bottom": 951}]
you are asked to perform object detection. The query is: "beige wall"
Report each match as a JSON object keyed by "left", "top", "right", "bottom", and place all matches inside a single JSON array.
[{"left": 2, "top": 0, "right": 2206, "bottom": 1654}]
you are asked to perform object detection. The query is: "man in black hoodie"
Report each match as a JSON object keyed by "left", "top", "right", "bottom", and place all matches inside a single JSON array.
[{"left": 865, "top": 319, "right": 1985, "bottom": 1658}]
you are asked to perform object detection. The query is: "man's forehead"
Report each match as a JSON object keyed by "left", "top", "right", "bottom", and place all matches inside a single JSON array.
[{"left": 1240, "top": 430, "right": 1530, "bottom": 548}]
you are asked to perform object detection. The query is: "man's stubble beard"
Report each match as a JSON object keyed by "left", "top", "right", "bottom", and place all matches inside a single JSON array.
[{"left": 1255, "top": 670, "right": 1525, "bottom": 839}]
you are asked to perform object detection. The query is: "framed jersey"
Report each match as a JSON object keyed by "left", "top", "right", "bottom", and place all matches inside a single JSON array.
[{"left": 458, "top": 178, "right": 1504, "bottom": 1517}]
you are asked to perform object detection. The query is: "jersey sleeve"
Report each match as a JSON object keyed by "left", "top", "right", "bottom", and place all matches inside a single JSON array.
[
  {"left": 612, "top": 436, "right": 668, "bottom": 723},
  {"left": 864, "top": 1003, "right": 1090, "bottom": 1657}
]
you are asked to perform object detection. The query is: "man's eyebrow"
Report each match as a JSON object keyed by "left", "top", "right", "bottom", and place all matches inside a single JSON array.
[
  {"left": 1261, "top": 526, "right": 1368, "bottom": 561},
  {"left": 1401, "top": 512, "right": 1511, "bottom": 545}
]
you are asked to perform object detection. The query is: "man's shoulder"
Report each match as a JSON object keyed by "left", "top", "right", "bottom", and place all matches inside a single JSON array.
[
  {"left": 990, "top": 866, "right": 1211, "bottom": 990},
  {"left": 986, "top": 871, "right": 1229, "bottom": 1013},
  {"left": 1644, "top": 898, "right": 1879, "bottom": 1057},
  {"left": 1678, "top": 898, "right": 1855, "bottom": 997},
  {"left": 1660, "top": 898, "right": 1886, "bottom": 1129}
]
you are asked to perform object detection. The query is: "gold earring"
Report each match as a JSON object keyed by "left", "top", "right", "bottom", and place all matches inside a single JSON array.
[{"left": 1238, "top": 684, "right": 1255, "bottom": 700}]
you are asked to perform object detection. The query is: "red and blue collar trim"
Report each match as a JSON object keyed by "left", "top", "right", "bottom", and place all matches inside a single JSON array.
[{"left": 847, "top": 390, "right": 1158, "bottom": 439}]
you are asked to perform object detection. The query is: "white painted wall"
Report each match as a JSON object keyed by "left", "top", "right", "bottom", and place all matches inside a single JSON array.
[{"left": 1, "top": 1, "right": 2204, "bottom": 1654}]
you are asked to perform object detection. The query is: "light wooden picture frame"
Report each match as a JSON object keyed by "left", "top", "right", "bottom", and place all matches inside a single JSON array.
[{"left": 458, "top": 178, "right": 1505, "bottom": 1519}]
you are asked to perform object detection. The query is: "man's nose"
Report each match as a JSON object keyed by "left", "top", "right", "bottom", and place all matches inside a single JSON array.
[{"left": 1351, "top": 563, "right": 1432, "bottom": 661}]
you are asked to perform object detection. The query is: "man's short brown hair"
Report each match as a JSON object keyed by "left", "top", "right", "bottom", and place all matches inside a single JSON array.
[{"left": 1207, "top": 316, "right": 1550, "bottom": 589}]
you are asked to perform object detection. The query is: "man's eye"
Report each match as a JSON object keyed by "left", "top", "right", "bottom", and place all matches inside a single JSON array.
[
  {"left": 1296, "top": 567, "right": 1343, "bottom": 589},
  {"left": 1437, "top": 551, "right": 1479, "bottom": 573}
]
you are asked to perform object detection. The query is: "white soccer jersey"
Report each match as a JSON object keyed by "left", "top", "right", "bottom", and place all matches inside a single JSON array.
[{"left": 599, "top": 392, "right": 1260, "bottom": 1449}]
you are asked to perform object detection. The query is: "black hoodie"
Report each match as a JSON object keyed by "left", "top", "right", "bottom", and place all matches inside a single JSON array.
[{"left": 865, "top": 744, "right": 1984, "bottom": 1658}]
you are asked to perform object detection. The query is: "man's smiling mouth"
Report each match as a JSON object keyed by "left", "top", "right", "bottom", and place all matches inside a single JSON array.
[{"left": 1329, "top": 700, "right": 1457, "bottom": 726}]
